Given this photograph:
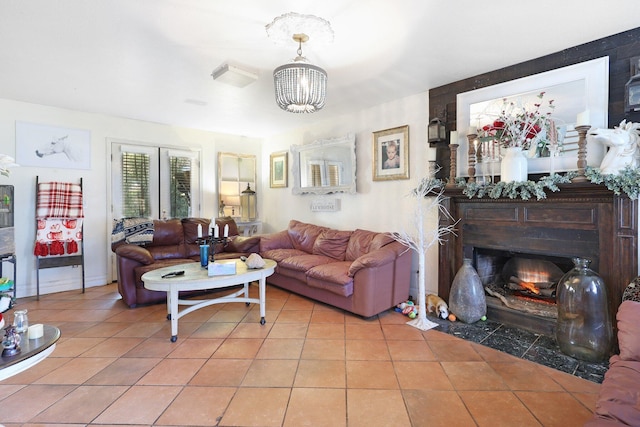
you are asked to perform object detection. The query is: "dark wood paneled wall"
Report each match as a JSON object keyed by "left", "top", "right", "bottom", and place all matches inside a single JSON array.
[{"left": 429, "top": 27, "right": 640, "bottom": 178}]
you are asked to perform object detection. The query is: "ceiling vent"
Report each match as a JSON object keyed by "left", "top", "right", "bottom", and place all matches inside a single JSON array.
[{"left": 211, "top": 63, "right": 259, "bottom": 88}]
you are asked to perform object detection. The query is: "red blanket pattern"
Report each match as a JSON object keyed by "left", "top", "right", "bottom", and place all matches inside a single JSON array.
[{"left": 36, "top": 182, "right": 84, "bottom": 219}]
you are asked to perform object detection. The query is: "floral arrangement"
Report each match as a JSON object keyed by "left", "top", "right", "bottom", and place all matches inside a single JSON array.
[
  {"left": 476, "top": 92, "right": 556, "bottom": 153},
  {"left": 0, "top": 154, "right": 18, "bottom": 177}
]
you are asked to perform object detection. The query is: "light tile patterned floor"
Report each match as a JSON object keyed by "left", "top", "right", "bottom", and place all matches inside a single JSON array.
[{"left": 0, "top": 283, "right": 600, "bottom": 426}]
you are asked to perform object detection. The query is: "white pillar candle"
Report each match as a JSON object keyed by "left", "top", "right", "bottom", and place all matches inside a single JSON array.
[
  {"left": 223, "top": 224, "right": 229, "bottom": 237},
  {"left": 576, "top": 110, "right": 590, "bottom": 127},
  {"left": 197, "top": 223, "right": 202, "bottom": 238},
  {"left": 28, "top": 323, "right": 44, "bottom": 339},
  {"left": 214, "top": 224, "right": 219, "bottom": 238},
  {"left": 450, "top": 131, "right": 458, "bottom": 145}
]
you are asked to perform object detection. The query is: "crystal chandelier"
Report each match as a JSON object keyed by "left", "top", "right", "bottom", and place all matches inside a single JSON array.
[
  {"left": 267, "top": 13, "right": 332, "bottom": 114},
  {"left": 273, "top": 34, "right": 327, "bottom": 113}
]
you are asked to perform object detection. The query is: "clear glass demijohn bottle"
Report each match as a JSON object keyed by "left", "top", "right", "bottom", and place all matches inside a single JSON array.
[{"left": 556, "top": 257, "right": 613, "bottom": 362}]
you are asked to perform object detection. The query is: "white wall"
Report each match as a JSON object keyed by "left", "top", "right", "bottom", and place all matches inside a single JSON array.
[
  {"left": 260, "top": 92, "right": 440, "bottom": 298},
  {"left": 0, "top": 98, "right": 262, "bottom": 297}
]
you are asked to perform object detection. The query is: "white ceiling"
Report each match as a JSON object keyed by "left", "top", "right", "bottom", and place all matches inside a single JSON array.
[{"left": 1, "top": 0, "right": 639, "bottom": 138}]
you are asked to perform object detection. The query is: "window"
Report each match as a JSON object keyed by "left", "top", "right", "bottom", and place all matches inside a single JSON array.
[
  {"left": 168, "top": 154, "right": 193, "bottom": 218},
  {"left": 111, "top": 142, "right": 201, "bottom": 220},
  {"left": 121, "top": 151, "right": 151, "bottom": 217}
]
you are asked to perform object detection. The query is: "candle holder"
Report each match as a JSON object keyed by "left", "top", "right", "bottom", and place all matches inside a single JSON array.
[
  {"left": 467, "top": 134, "right": 478, "bottom": 183},
  {"left": 2, "top": 325, "right": 21, "bottom": 357},
  {"left": 447, "top": 144, "right": 459, "bottom": 188},
  {"left": 572, "top": 125, "right": 591, "bottom": 182},
  {"left": 196, "top": 236, "right": 230, "bottom": 263}
]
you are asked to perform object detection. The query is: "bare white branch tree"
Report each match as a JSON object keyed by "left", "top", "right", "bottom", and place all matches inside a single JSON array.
[{"left": 392, "top": 176, "right": 457, "bottom": 331}]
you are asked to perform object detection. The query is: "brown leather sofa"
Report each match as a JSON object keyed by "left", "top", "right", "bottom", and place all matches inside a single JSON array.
[
  {"left": 113, "top": 217, "right": 259, "bottom": 307},
  {"left": 259, "top": 220, "right": 412, "bottom": 318}
]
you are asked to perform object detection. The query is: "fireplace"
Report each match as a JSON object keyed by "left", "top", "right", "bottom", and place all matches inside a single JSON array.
[{"left": 438, "top": 183, "right": 638, "bottom": 337}]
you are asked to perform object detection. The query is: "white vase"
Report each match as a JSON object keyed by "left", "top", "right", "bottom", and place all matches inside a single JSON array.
[{"left": 500, "top": 146, "right": 528, "bottom": 182}]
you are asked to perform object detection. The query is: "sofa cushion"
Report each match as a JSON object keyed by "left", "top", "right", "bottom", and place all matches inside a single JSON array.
[
  {"left": 307, "top": 261, "right": 353, "bottom": 297},
  {"left": 617, "top": 300, "right": 640, "bottom": 361},
  {"left": 343, "top": 230, "right": 375, "bottom": 260},
  {"left": 287, "top": 220, "right": 327, "bottom": 253},
  {"left": 226, "top": 236, "right": 260, "bottom": 253},
  {"left": 260, "top": 230, "right": 293, "bottom": 252},
  {"left": 182, "top": 218, "right": 210, "bottom": 244},
  {"left": 148, "top": 245, "right": 185, "bottom": 260},
  {"left": 278, "top": 254, "right": 335, "bottom": 272},
  {"left": 312, "top": 229, "right": 352, "bottom": 260},
  {"left": 182, "top": 218, "right": 210, "bottom": 258},
  {"left": 371, "top": 232, "right": 395, "bottom": 250},
  {"left": 262, "top": 248, "right": 308, "bottom": 263},
  {"left": 150, "top": 219, "right": 184, "bottom": 247}
]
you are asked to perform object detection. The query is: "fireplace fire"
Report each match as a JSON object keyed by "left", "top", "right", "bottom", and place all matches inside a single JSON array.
[{"left": 475, "top": 250, "right": 571, "bottom": 323}]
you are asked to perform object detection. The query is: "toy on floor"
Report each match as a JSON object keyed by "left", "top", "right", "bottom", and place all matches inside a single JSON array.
[{"left": 395, "top": 300, "right": 418, "bottom": 319}]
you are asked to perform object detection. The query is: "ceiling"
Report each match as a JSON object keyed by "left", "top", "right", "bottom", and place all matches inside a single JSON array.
[{"left": 1, "top": 1, "right": 639, "bottom": 138}]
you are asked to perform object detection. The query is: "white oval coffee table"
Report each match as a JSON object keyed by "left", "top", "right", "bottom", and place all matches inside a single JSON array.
[{"left": 142, "top": 259, "right": 276, "bottom": 342}]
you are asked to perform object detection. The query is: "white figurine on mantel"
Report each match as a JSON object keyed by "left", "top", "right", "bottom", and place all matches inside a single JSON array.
[{"left": 587, "top": 120, "right": 640, "bottom": 175}]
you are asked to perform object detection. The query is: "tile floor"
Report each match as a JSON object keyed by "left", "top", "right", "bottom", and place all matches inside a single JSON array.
[
  {"left": 428, "top": 316, "right": 609, "bottom": 384},
  {"left": 0, "top": 283, "right": 601, "bottom": 426}
]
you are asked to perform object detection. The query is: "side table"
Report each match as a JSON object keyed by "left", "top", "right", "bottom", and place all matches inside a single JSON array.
[{"left": 236, "top": 220, "right": 262, "bottom": 236}]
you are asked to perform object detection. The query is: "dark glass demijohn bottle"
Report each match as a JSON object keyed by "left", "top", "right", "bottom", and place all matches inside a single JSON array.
[{"left": 556, "top": 257, "right": 613, "bottom": 362}]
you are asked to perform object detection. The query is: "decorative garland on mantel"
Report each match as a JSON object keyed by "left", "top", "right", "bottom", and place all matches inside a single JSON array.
[{"left": 454, "top": 166, "right": 640, "bottom": 201}]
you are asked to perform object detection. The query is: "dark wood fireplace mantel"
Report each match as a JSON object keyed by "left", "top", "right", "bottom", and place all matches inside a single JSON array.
[{"left": 438, "top": 182, "right": 638, "bottom": 331}]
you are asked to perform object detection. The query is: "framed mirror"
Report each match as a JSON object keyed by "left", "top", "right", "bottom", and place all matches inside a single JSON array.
[
  {"left": 291, "top": 134, "right": 356, "bottom": 195},
  {"left": 218, "top": 152, "right": 256, "bottom": 218},
  {"left": 456, "top": 56, "right": 609, "bottom": 176}
]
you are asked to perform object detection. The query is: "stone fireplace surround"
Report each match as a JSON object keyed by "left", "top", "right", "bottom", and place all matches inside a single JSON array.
[{"left": 438, "top": 183, "right": 638, "bottom": 339}]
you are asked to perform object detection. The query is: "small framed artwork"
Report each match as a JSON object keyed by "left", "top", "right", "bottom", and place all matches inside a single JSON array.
[
  {"left": 372, "top": 125, "right": 409, "bottom": 181},
  {"left": 270, "top": 151, "right": 288, "bottom": 188}
]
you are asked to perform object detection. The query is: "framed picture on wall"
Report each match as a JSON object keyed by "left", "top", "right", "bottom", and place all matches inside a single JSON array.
[
  {"left": 270, "top": 151, "right": 288, "bottom": 188},
  {"left": 15, "top": 121, "right": 92, "bottom": 170},
  {"left": 372, "top": 125, "right": 409, "bottom": 181}
]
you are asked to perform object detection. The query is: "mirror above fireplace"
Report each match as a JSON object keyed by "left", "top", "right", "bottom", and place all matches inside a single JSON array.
[{"left": 456, "top": 56, "right": 610, "bottom": 176}]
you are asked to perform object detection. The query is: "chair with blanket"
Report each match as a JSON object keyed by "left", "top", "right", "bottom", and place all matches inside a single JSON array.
[{"left": 33, "top": 176, "right": 85, "bottom": 299}]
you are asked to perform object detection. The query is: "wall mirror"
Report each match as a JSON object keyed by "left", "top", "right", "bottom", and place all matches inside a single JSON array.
[
  {"left": 456, "top": 56, "right": 609, "bottom": 176},
  {"left": 218, "top": 152, "right": 256, "bottom": 218},
  {"left": 291, "top": 134, "right": 356, "bottom": 195}
]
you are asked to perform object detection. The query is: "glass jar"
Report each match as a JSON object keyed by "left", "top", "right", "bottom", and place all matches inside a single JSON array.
[
  {"left": 13, "top": 309, "right": 28, "bottom": 334},
  {"left": 449, "top": 258, "right": 486, "bottom": 323},
  {"left": 556, "top": 257, "right": 613, "bottom": 362}
]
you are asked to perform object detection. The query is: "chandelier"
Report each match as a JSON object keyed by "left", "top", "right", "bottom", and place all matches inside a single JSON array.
[{"left": 267, "top": 13, "right": 333, "bottom": 114}]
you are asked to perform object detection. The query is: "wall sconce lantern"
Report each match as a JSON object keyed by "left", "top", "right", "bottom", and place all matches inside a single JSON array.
[
  {"left": 625, "top": 56, "right": 640, "bottom": 113},
  {"left": 241, "top": 184, "right": 257, "bottom": 221},
  {"left": 428, "top": 118, "right": 446, "bottom": 145}
]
